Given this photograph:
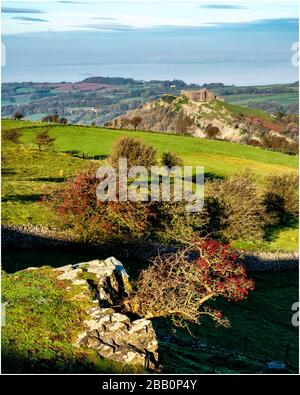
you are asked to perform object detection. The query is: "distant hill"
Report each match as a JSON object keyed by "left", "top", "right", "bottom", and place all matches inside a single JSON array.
[
  {"left": 107, "top": 89, "right": 298, "bottom": 148},
  {"left": 1, "top": 79, "right": 298, "bottom": 126},
  {"left": 80, "top": 76, "right": 142, "bottom": 85}
]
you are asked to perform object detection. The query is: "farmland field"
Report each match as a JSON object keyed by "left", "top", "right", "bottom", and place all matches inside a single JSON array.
[
  {"left": 1, "top": 119, "right": 298, "bottom": 252},
  {"left": 227, "top": 93, "right": 299, "bottom": 107}
]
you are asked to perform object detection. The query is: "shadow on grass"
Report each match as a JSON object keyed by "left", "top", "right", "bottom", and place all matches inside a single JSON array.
[
  {"left": 63, "top": 150, "right": 108, "bottom": 161},
  {"left": 2, "top": 226, "right": 149, "bottom": 277},
  {"left": 203, "top": 172, "right": 225, "bottom": 181},
  {"left": 33, "top": 177, "right": 66, "bottom": 182},
  {"left": 1, "top": 348, "right": 141, "bottom": 374},
  {"left": 2, "top": 194, "right": 41, "bottom": 203},
  {"left": 2, "top": 168, "right": 17, "bottom": 176},
  {"left": 264, "top": 218, "right": 298, "bottom": 243}
]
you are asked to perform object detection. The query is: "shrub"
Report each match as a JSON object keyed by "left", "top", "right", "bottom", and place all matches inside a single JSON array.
[
  {"left": 161, "top": 95, "right": 176, "bottom": 104},
  {"left": 204, "top": 124, "right": 221, "bottom": 139},
  {"left": 174, "top": 112, "right": 193, "bottom": 135},
  {"left": 13, "top": 112, "right": 23, "bottom": 120},
  {"left": 118, "top": 118, "right": 132, "bottom": 129},
  {"left": 263, "top": 173, "right": 299, "bottom": 224},
  {"left": 42, "top": 114, "right": 60, "bottom": 123},
  {"left": 161, "top": 151, "right": 184, "bottom": 168},
  {"left": 42, "top": 114, "right": 68, "bottom": 124},
  {"left": 287, "top": 141, "right": 299, "bottom": 155},
  {"left": 3, "top": 129, "right": 22, "bottom": 143},
  {"left": 52, "top": 165, "right": 156, "bottom": 243},
  {"left": 130, "top": 116, "right": 143, "bottom": 130},
  {"left": 154, "top": 200, "right": 207, "bottom": 244},
  {"left": 261, "top": 134, "right": 298, "bottom": 155},
  {"left": 109, "top": 136, "right": 157, "bottom": 169},
  {"left": 248, "top": 139, "right": 261, "bottom": 147},
  {"left": 205, "top": 172, "right": 266, "bottom": 241},
  {"left": 124, "top": 238, "right": 254, "bottom": 328}
]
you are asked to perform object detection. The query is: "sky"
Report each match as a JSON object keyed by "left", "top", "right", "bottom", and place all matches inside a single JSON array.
[{"left": 1, "top": 0, "right": 299, "bottom": 85}]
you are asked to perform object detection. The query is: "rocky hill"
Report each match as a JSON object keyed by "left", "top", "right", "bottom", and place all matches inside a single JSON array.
[{"left": 107, "top": 89, "right": 295, "bottom": 145}]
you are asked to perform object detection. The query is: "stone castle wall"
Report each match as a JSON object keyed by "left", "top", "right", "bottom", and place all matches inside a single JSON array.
[{"left": 181, "top": 88, "right": 217, "bottom": 102}]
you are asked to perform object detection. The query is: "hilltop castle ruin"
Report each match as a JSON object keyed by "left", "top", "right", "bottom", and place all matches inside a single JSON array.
[{"left": 181, "top": 88, "right": 217, "bottom": 102}]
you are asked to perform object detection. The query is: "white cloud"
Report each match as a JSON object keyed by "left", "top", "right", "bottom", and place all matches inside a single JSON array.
[{"left": 2, "top": 0, "right": 298, "bottom": 34}]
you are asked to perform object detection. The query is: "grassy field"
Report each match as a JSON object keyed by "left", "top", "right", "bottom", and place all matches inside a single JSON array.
[
  {"left": 231, "top": 221, "right": 299, "bottom": 253},
  {"left": 1, "top": 266, "right": 143, "bottom": 373},
  {"left": 227, "top": 93, "right": 299, "bottom": 107},
  {"left": 3, "top": 119, "right": 298, "bottom": 176},
  {"left": 2, "top": 142, "right": 91, "bottom": 226},
  {"left": 220, "top": 101, "right": 274, "bottom": 121},
  {"left": 217, "top": 82, "right": 298, "bottom": 110},
  {"left": 1, "top": 119, "right": 298, "bottom": 251}
]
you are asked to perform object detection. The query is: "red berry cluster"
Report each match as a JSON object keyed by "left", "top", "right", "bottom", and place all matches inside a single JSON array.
[{"left": 195, "top": 238, "right": 255, "bottom": 302}]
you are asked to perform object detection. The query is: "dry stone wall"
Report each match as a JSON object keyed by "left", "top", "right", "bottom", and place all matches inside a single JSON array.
[{"left": 55, "top": 257, "right": 159, "bottom": 370}]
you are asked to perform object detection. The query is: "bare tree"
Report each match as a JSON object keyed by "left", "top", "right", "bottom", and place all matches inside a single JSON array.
[{"left": 34, "top": 129, "right": 56, "bottom": 151}]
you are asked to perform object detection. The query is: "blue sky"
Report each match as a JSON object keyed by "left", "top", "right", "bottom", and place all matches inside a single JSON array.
[{"left": 1, "top": 0, "right": 299, "bottom": 84}]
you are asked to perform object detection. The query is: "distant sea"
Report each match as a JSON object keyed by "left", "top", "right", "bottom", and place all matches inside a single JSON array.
[{"left": 2, "top": 19, "right": 299, "bottom": 85}]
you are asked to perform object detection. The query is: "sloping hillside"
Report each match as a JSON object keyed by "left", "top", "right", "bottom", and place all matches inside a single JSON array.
[
  {"left": 1, "top": 119, "right": 298, "bottom": 252},
  {"left": 107, "top": 89, "right": 295, "bottom": 145}
]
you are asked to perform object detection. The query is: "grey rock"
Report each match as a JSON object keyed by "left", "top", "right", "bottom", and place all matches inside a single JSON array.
[
  {"left": 129, "top": 319, "right": 151, "bottom": 333},
  {"left": 54, "top": 257, "right": 159, "bottom": 370}
]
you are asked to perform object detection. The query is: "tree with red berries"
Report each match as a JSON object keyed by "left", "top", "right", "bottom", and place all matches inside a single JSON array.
[
  {"left": 124, "top": 238, "right": 254, "bottom": 328},
  {"left": 51, "top": 165, "right": 156, "bottom": 243}
]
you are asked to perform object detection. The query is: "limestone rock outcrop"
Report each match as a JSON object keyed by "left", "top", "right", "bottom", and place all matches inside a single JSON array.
[
  {"left": 106, "top": 89, "right": 248, "bottom": 142},
  {"left": 55, "top": 257, "right": 159, "bottom": 370},
  {"left": 106, "top": 86, "right": 287, "bottom": 145}
]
